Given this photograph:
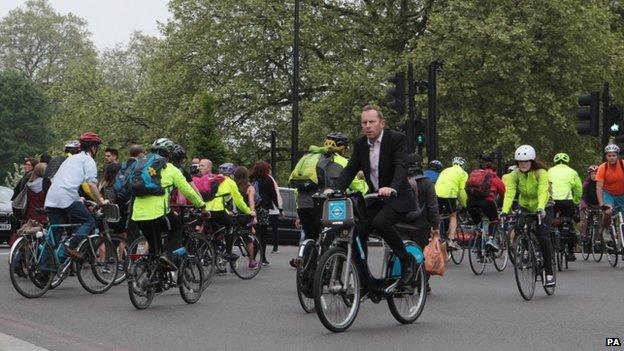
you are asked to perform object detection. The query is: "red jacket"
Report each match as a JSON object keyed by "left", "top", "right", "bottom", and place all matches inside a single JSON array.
[{"left": 485, "top": 168, "right": 505, "bottom": 202}]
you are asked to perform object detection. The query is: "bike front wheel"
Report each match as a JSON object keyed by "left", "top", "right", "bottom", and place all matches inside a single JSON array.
[
  {"left": 592, "top": 231, "right": 604, "bottom": 262},
  {"left": 127, "top": 259, "right": 155, "bottom": 310},
  {"left": 75, "top": 236, "right": 118, "bottom": 294},
  {"left": 513, "top": 235, "right": 536, "bottom": 301},
  {"left": 468, "top": 236, "right": 486, "bottom": 275},
  {"left": 178, "top": 257, "right": 204, "bottom": 304},
  {"left": 606, "top": 228, "right": 619, "bottom": 268},
  {"left": 185, "top": 233, "right": 215, "bottom": 290},
  {"left": 313, "top": 247, "right": 361, "bottom": 333}
]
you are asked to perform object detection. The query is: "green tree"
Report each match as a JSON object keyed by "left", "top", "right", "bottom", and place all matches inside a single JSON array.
[
  {"left": 189, "top": 93, "right": 229, "bottom": 165},
  {"left": 0, "top": 70, "right": 52, "bottom": 177}
]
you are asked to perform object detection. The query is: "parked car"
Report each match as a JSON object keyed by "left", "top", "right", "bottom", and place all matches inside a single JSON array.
[
  {"left": 0, "top": 186, "right": 14, "bottom": 244},
  {"left": 272, "top": 187, "right": 301, "bottom": 246}
]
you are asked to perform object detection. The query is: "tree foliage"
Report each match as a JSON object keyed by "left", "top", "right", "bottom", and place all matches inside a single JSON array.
[{"left": 189, "top": 93, "right": 229, "bottom": 165}]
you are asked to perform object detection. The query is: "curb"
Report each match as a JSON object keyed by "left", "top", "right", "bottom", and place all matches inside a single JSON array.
[{"left": 0, "top": 332, "right": 48, "bottom": 351}]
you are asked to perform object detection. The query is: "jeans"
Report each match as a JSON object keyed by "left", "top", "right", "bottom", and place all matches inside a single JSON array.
[{"left": 46, "top": 201, "right": 96, "bottom": 249}]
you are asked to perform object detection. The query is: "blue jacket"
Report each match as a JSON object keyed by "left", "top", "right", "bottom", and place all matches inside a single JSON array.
[{"left": 424, "top": 169, "right": 439, "bottom": 183}]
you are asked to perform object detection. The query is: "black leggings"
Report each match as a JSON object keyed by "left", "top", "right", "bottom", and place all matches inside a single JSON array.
[
  {"left": 135, "top": 213, "right": 181, "bottom": 258},
  {"left": 554, "top": 200, "right": 578, "bottom": 253},
  {"left": 208, "top": 211, "right": 234, "bottom": 254},
  {"left": 467, "top": 198, "right": 499, "bottom": 235}
]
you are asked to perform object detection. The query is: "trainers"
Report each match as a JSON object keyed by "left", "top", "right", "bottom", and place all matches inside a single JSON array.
[
  {"left": 223, "top": 252, "right": 239, "bottom": 261},
  {"left": 271, "top": 247, "right": 279, "bottom": 253},
  {"left": 289, "top": 258, "right": 302, "bottom": 268},
  {"left": 566, "top": 253, "right": 577, "bottom": 262},
  {"left": 248, "top": 260, "right": 260, "bottom": 269},
  {"left": 262, "top": 260, "right": 270, "bottom": 267},
  {"left": 545, "top": 274, "right": 556, "bottom": 287},
  {"left": 485, "top": 237, "right": 500, "bottom": 252},
  {"left": 447, "top": 240, "right": 460, "bottom": 251}
]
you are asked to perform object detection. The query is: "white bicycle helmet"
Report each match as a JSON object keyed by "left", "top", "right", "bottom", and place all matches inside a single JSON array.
[
  {"left": 514, "top": 145, "right": 536, "bottom": 161},
  {"left": 605, "top": 144, "right": 620, "bottom": 154},
  {"left": 452, "top": 156, "right": 466, "bottom": 168}
]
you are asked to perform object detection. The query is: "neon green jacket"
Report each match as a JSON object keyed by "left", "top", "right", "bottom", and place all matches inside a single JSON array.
[
  {"left": 502, "top": 169, "right": 550, "bottom": 213},
  {"left": 205, "top": 177, "right": 251, "bottom": 214},
  {"left": 434, "top": 165, "right": 468, "bottom": 206},
  {"left": 547, "top": 164, "right": 582, "bottom": 204},
  {"left": 132, "top": 163, "right": 204, "bottom": 221}
]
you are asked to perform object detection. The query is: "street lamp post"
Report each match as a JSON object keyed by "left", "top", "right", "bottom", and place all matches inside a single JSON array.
[{"left": 291, "top": 0, "right": 301, "bottom": 170}]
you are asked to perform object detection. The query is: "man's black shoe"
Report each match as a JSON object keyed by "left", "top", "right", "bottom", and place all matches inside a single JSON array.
[{"left": 567, "top": 253, "right": 577, "bottom": 262}]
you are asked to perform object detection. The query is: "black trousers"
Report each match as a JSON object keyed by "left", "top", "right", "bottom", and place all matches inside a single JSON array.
[
  {"left": 553, "top": 200, "right": 578, "bottom": 253},
  {"left": 208, "top": 211, "right": 234, "bottom": 254},
  {"left": 135, "top": 212, "right": 181, "bottom": 258},
  {"left": 467, "top": 198, "right": 499, "bottom": 235},
  {"left": 519, "top": 207, "right": 554, "bottom": 275},
  {"left": 298, "top": 207, "right": 322, "bottom": 241},
  {"left": 360, "top": 199, "right": 408, "bottom": 261}
]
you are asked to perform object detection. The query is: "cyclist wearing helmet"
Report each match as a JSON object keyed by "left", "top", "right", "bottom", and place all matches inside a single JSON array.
[
  {"left": 204, "top": 163, "right": 254, "bottom": 262},
  {"left": 548, "top": 152, "right": 582, "bottom": 261},
  {"left": 502, "top": 145, "right": 555, "bottom": 287},
  {"left": 424, "top": 160, "right": 443, "bottom": 183},
  {"left": 466, "top": 154, "right": 506, "bottom": 252},
  {"left": 580, "top": 165, "right": 601, "bottom": 247},
  {"left": 596, "top": 144, "right": 624, "bottom": 234},
  {"left": 44, "top": 132, "right": 109, "bottom": 259},
  {"left": 435, "top": 156, "right": 468, "bottom": 250},
  {"left": 131, "top": 138, "right": 206, "bottom": 266}
]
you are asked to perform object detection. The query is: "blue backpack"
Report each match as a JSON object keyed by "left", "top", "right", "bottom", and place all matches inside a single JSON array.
[
  {"left": 113, "top": 159, "right": 137, "bottom": 202},
  {"left": 129, "top": 154, "right": 168, "bottom": 197}
]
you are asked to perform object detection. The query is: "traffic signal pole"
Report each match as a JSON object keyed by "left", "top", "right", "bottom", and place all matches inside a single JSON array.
[
  {"left": 427, "top": 62, "right": 439, "bottom": 161},
  {"left": 407, "top": 63, "right": 416, "bottom": 153},
  {"left": 602, "top": 82, "right": 610, "bottom": 148}
]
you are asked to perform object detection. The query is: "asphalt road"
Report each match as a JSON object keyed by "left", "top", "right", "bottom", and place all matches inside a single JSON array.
[{"left": 0, "top": 244, "right": 622, "bottom": 351}]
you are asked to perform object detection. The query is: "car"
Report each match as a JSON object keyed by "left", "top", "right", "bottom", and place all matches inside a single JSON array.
[
  {"left": 273, "top": 187, "right": 301, "bottom": 245},
  {"left": 0, "top": 186, "right": 14, "bottom": 244}
]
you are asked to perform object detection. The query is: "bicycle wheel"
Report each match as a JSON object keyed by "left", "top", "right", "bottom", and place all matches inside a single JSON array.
[
  {"left": 313, "top": 247, "right": 361, "bottom": 333},
  {"left": 492, "top": 231, "right": 509, "bottom": 272},
  {"left": 450, "top": 246, "right": 464, "bottom": 264},
  {"left": 185, "top": 233, "right": 215, "bottom": 290},
  {"left": 513, "top": 235, "right": 536, "bottom": 301},
  {"left": 296, "top": 240, "right": 318, "bottom": 313},
  {"left": 127, "top": 259, "right": 155, "bottom": 310},
  {"left": 592, "top": 230, "right": 604, "bottom": 262},
  {"left": 111, "top": 234, "right": 128, "bottom": 285},
  {"left": 75, "top": 236, "right": 118, "bottom": 294},
  {"left": 230, "top": 232, "right": 262, "bottom": 280},
  {"left": 178, "top": 257, "right": 204, "bottom": 304},
  {"left": 605, "top": 228, "right": 618, "bottom": 268},
  {"left": 581, "top": 229, "right": 590, "bottom": 261},
  {"left": 387, "top": 261, "right": 427, "bottom": 324},
  {"left": 468, "top": 235, "right": 486, "bottom": 275},
  {"left": 9, "top": 237, "right": 56, "bottom": 298}
]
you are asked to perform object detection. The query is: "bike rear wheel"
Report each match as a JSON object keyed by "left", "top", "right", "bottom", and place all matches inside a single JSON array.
[
  {"left": 75, "top": 236, "right": 118, "bottom": 294},
  {"left": 111, "top": 234, "right": 128, "bottom": 285},
  {"left": 230, "top": 232, "right": 262, "bottom": 280},
  {"left": 513, "top": 235, "right": 536, "bottom": 301},
  {"left": 313, "top": 247, "right": 360, "bottom": 333},
  {"left": 9, "top": 237, "right": 56, "bottom": 298},
  {"left": 387, "top": 262, "right": 427, "bottom": 324},
  {"left": 492, "top": 229, "right": 509, "bottom": 272},
  {"left": 581, "top": 228, "right": 591, "bottom": 261},
  {"left": 450, "top": 246, "right": 464, "bottom": 264},
  {"left": 468, "top": 236, "right": 486, "bottom": 275},
  {"left": 127, "top": 259, "right": 155, "bottom": 310},
  {"left": 606, "top": 228, "right": 618, "bottom": 268},
  {"left": 296, "top": 240, "right": 318, "bottom": 313},
  {"left": 178, "top": 257, "right": 204, "bottom": 304}
]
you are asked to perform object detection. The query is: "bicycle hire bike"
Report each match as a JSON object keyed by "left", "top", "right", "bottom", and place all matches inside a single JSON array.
[
  {"left": 295, "top": 194, "right": 336, "bottom": 313},
  {"left": 312, "top": 191, "right": 427, "bottom": 332},
  {"left": 467, "top": 213, "right": 509, "bottom": 275},
  {"left": 9, "top": 202, "right": 120, "bottom": 298},
  {"left": 512, "top": 212, "right": 556, "bottom": 301}
]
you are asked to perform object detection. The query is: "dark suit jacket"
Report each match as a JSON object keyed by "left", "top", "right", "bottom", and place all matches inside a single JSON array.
[{"left": 336, "top": 129, "right": 415, "bottom": 212}]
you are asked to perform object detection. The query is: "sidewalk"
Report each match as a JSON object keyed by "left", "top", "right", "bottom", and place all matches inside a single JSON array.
[{"left": 0, "top": 332, "right": 48, "bottom": 351}]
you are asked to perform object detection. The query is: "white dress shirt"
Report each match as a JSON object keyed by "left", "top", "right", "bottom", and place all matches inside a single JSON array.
[{"left": 367, "top": 130, "right": 384, "bottom": 191}]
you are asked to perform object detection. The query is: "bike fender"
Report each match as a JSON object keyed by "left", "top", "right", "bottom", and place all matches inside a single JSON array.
[
  {"left": 298, "top": 239, "right": 316, "bottom": 258},
  {"left": 8, "top": 236, "right": 25, "bottom": 265}
]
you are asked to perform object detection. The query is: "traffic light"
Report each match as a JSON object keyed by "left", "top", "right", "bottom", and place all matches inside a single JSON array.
[
  {"left": 387, "top": 72, "right": 406, "bottom": 114},
  {"left": 577, "top": 92, "right": 599, "bottom": 137},
  {"left": 606, "top": 105, "right": 623, "bottom": 136},
  {"left": 414, "top": 119, "right": 426, "bottom": 147}
]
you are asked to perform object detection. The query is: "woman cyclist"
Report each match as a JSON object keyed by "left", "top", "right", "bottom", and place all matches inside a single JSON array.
[{"left": 501, "top": 145, "right": 555, "bottom": 287}]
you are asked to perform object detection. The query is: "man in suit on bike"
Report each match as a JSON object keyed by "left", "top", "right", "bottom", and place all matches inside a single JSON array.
[{"left": 334, "top": 105, "right": 417, "bottom": 284}]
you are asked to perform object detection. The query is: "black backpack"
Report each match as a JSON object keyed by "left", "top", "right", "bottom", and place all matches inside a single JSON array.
[
  {"left": 405, "top": 175, "right": 425, "bottom": 221},
  {"left": 42, "top": 155, "right": 67, "bottom": 192}
]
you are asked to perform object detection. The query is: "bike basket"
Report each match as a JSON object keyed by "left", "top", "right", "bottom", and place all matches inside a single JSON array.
[
  {"left": 321, "top": 197, "right": 355, "bottom": 228},
  {"left": 103, "top": 204, "right": 120, "bottom": 223}
]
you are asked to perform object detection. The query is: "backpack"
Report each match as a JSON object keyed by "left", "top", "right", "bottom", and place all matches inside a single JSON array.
[
  {"left": 193, "top": 174, "right": 226, "bottom": 201},
  {"left": 129, "top": 153, "right": 168, "bottom": 197},
  {"left": 42, "top": 155, "right": 67, "bottom": 192},
  {"left": 405, "top": 175, "right": 424, "bottom": 221},
  {"left": 289, "top": 153, "right": 323, "bottom": 191},
  {"left": 113, "top": 159, "right": 137, "bottom": 202},
  {"left": 466, "top": 169, "right": 493, "bottom": 199},
  {"left": 251, "top": 179, "right": 262, "bottom": 205}
]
